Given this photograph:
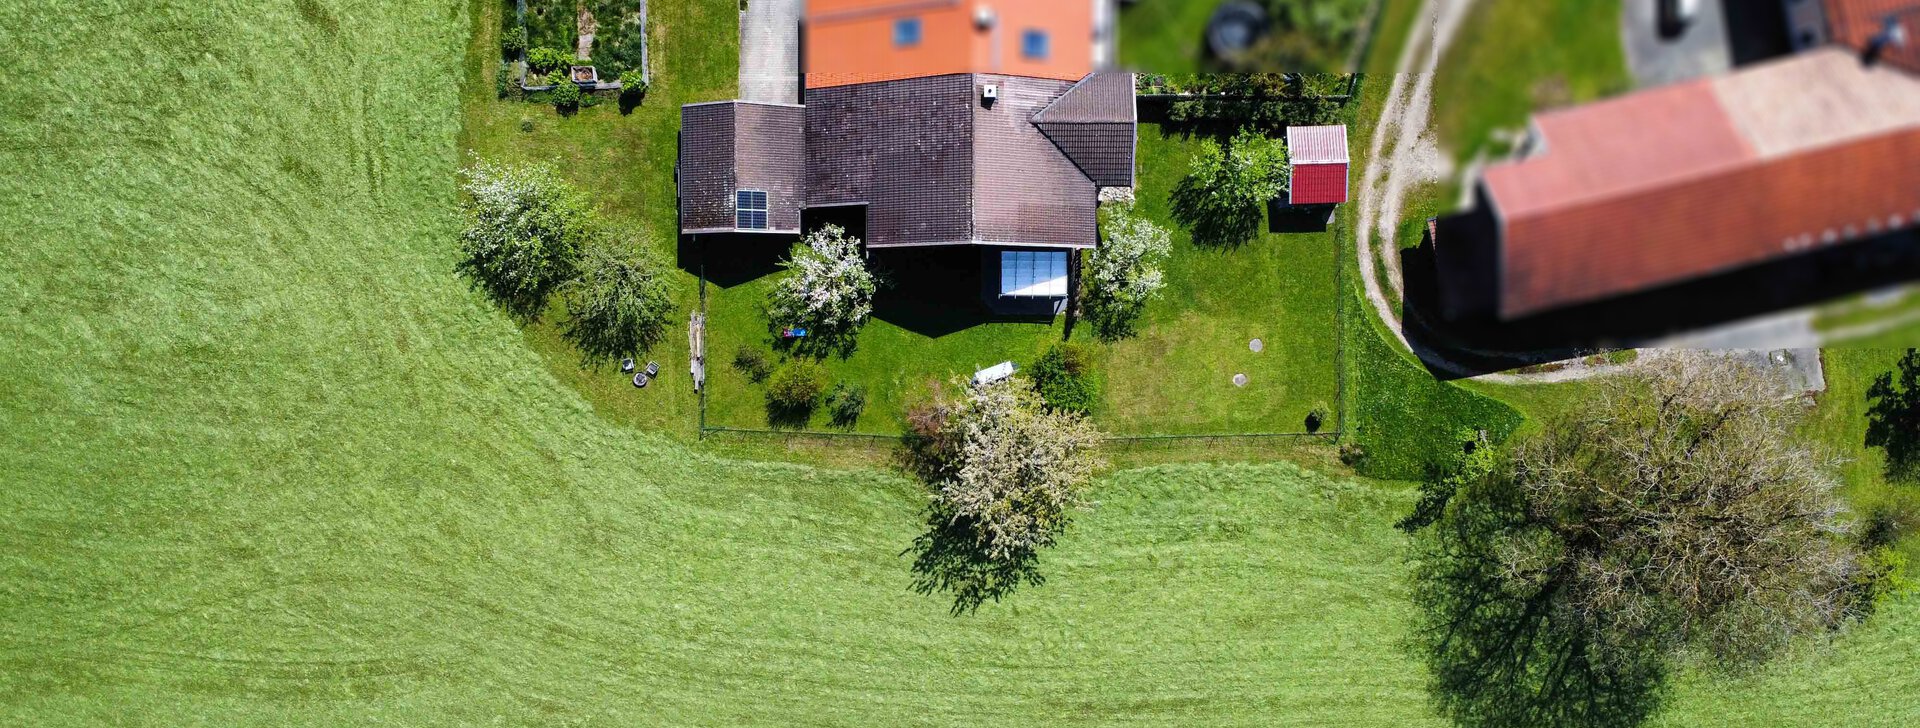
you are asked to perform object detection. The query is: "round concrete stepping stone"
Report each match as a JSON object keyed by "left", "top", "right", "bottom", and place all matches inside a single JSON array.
[
  {"left": 1249, "top": 338, "right": 1264, "bottom": 352},
  {"left": 1232, "top": 373, "right": 1249, "bottom": 387}
]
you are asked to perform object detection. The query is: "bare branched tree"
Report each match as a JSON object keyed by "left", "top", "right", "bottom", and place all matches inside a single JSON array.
[{"left": 1409, "top": 353, "right": 1862, "bottom": 728}]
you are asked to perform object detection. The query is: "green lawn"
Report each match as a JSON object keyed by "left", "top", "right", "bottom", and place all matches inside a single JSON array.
[
  {"left": 461, "top": 0, "right": 735, "bottom": 437},
  {"left": 5, "top": 0, "right": 1920, "bottom": 725},
  {"left": 1432, "top": 0, "right": 1630, "bottom": 162}
]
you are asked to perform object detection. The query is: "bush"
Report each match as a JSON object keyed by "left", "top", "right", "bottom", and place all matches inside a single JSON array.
[
  {"left": 826, "top": 382, "right": 867, "bottom": 428},
  {"left": 560, "top": 238, "right": 673, "bottom": 361},
  {"left": 766, "top": 360, "right": 828, "bottom": 415},
  {"left": 620, "top": 70, "right": 648, "bottom": 99},
  {"left": 1305, "top": 404, "right": 1330, "bottom": 433},
  {"left": 502, "top": 25, "right": 528, "bottom": 57},
  {"left": 1029, "top": 342, "right": 1099, "bottom": 415},
  {"left": 527, "top": 46, "right": 572, "bottom": 74},
  {"left": 456, "top": 160, "right": 594, "bottom": 317},
  {"left": 548, "top": 72, "right": 583, "bottom": 110},
  {"left": 732, "top": 347, "right": 773, "bottom": 382}
]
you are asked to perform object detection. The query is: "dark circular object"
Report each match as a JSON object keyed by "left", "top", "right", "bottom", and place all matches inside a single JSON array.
[
  {"left": 632, "top": 373, "right": 650, "bottom": 389},
  {"left": 1206, "top": 1, "right": 1270, "bottom": 60}
]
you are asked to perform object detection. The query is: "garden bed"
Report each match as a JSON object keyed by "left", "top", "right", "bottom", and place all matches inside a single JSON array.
[{"left": 505, "top": 0, "right": 648, "bottom": 89}]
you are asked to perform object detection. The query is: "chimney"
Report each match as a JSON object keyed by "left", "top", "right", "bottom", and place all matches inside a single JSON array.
[{"left": 1864, "top": 15, "right": 1909, "bottom": 66}]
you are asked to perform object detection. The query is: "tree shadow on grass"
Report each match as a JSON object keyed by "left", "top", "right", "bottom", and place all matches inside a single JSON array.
[
  {"left": 904, "top": 507, "right": 1045, "bottom": 616},
  {"left": 763, "top": 399, "right": 816, "bottom": 429},
  {"left": 1407, "top": 468, "right": 1668, "bottom": 728},
  {"left": 1867, "top": 348, "right": 1920, "bottom": 484},
  {"left": 1170, "top": 173, "right": 1265, "bottom": 247}
]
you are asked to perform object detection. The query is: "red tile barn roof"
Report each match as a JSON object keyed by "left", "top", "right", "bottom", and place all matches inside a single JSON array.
[{"left": 1289, "top": 164, "right": 1349, "bottom": 205}]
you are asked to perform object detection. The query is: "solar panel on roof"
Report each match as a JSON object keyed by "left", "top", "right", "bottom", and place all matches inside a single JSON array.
[{"left": 735, "top": 189, "right": 769, "bottom": 230}]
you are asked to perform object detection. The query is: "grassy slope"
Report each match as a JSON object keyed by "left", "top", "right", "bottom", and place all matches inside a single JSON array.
[
  {"left": 0, "top": 1, "right": 1426, "bottom": 724},
  {"left": 1432, "top": 0, "right": 1629, "bottom": 163},
  {"left": 1, "top": 1, "right": 1916, "bottom": 725},
  {"left": 461, "top": 0, "right": 735, "bottom": 437}
]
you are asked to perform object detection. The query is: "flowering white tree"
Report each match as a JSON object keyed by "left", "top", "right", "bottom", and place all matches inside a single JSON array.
[
  {"left": 456, "top": 159, "right": 596, "bottom": 317},
  {"left": 932, "top": 378, "right": 1104, "bottom": 561},
  {"left": 1083, "top": 201, "right": 1172, "bottom": 339},
  {"left": 767, "top": 224, "right": 876, "bottom": 344}
]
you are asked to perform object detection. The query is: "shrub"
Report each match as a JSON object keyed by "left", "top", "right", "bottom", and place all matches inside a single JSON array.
[
  {"left": 767, "top": 224, "right": 877, "bottom": 354},
  {"left": 1029, "top": 342, "right": 1099, "bottom": 415},
  {"left": 527, "top": 46, "right": 572, "bottom": 74},
  {"left": 1866, "top": 348, "right": 1920, "bottom": 482},
  {"left": 766, "top": 360, "right": 828, "bottom": 414},
  {"left": 456, "top": 160, "right": 594, "bottom": 317},
  {"left": 1305, "top": 404, "right": 1330, "bottom": 433},
  {"left": 732, "top": 346, "right": 773, "bottom": 382},
  {"left": 548, "top": 72, "right": 583, "bottom": 110},
  {"left": 501, "top": 25, "right": 528, "bottom": 57},
  {"left": 518, "top": 117, "right": 534, "bottom": 133},
  {"left": 560, "top": 238, "right": 673, "bottom": 361},
  {"left": 1084, "top": 202, "right": 1172, "bottom": 339},
  {"left": 1170, "top": 127, "right": 1289, "bottom": 246},
  {"left": 826, "top": 382, "right": 867, "bottom": 428},
  {"left": 620, "top": 70, "right": 648, "bottom": 95}
]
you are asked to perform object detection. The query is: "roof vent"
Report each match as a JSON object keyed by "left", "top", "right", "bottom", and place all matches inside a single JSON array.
[
  {"left": 974, "top": 5, "right": 996, "bottom": 30},
  {"left": 1865, "top": 15, "right": 1909, "bottom": 66},
  {"left": 981, "top": 83, "right": 999, "bottom": 104}
]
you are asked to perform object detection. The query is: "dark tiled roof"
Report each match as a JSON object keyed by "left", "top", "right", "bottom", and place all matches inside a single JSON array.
[
  {"left": 678, "top": 103, "right": 736, "bottom": 232},
  {"left": 1031, "top": 72, "right": 1136, "bottom": 123},
  {"left": 735, "top": 104, "right": 807, "bottom": 232},
  {"left": 677, "top": 102, "right": 805, "bottom": 233},
  {"left": 1033, "top": 72, "right": 1136, "bottom": 188},
  {"left": 689, "top": 73, "right": 1134, "bottom": 248},
  {"left": 975, "top": 75, "right": 1100, "bottom": 247},
  {"left": 806, "top": 75, "right": 976, "bottom": 247}
]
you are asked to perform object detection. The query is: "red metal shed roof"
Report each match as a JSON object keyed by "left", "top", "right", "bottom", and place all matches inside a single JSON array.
[{"left": 1289, "top": 163, "right": 1349, "bottom": 205}]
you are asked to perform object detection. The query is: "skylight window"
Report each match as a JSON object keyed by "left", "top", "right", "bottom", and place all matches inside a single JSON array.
[
  {"left": 1021, "top": 29, "right": 1050, "bottom": 60},
  {"left": 736, "top": 189, "right": 768, "bottom": 230},
  {"left": 894, "top": 17, "right": 922, "bottom": 48}
]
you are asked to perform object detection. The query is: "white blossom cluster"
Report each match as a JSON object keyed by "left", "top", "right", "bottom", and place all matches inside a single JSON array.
[{"left": 768, "top": 224, "right": 876, "bottom": 335}]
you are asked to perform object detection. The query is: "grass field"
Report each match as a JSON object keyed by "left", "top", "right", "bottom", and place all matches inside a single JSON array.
[
  {"left": 3, "top": 0, "right": 1919, "bottom": 725},
  {"left": 1432, "top": 0, "right": 1630, "bottom": 163}
]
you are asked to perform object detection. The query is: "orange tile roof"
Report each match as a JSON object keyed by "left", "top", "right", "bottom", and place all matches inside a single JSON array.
[{"left": 805, "top": 0, "right": 1092, "bottom": 88}]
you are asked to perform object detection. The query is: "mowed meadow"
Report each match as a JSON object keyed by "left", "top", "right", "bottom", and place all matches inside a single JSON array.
[{"left": 0, "top": 1, "right": 1916, "bottom": 726}]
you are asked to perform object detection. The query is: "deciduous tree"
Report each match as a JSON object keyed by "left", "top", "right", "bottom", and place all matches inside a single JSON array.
[
  {"left": 766, "top": 224, "right": 877, "bottom": 354},
  {"left": 1083, "top": 202, "right": 1171, "bottom": 339},
  {"left": 456, "top": 160, "right": 594, "bottom": 318},
  {"left": 1407, "top": 354, "right": 1863, "bottom": 728},
  {"left": 1171, "top": 127, "right": 1289, "bottom": 246},
  {"left": 560, "top": 238, "right": 673, "bottom": 362},
  {"left": 906, "top": 379, "right": 1104, "bottom": 613}
]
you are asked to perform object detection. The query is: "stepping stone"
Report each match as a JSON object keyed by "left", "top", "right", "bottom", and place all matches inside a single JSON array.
[
  {"left": 1249, "top": 338, "right": 1264, "bottom": 352},
  {"left": 1232, "top": 373, "right": 1249, "bottom": 387}
]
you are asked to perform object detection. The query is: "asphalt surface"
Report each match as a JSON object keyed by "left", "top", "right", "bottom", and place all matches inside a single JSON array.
[
  {"left": 739, "top": 0, "right": 800, "bottom": 104},
  {"left": 1621, "top": 0, "right": 1732, "bottom": 87}
]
